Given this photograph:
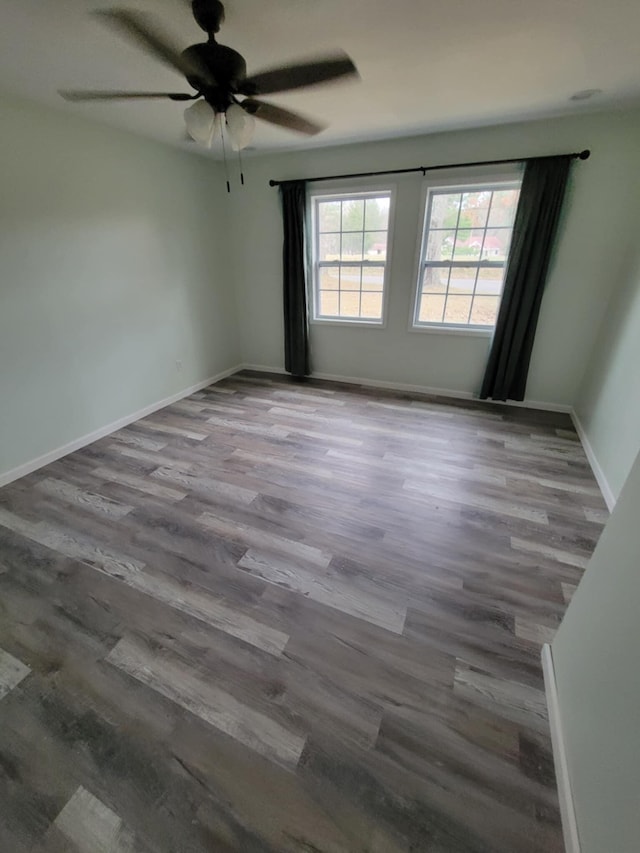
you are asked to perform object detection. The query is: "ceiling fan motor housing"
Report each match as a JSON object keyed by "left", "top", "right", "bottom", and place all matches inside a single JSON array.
[{"left": 182, "top": 42, "right": 247, "bottom": 109}]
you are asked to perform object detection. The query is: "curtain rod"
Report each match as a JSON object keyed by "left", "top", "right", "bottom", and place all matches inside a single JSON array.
[{"left": 268, "top": 149, "right": 591, "bottom": 187}]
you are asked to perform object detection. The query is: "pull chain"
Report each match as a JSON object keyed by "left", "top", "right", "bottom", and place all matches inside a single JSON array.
[
  {"left": 221, "top": 120, "right": 231, "bottom": 193},
  {"left": 237, "top": 147, "right": 245, "bottom": 186}
]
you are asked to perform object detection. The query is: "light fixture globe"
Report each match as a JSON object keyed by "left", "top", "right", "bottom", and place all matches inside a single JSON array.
[
  {"left": 184, "top": 99, "right": 218, "bottom": 147},
  {"left": 226, "top": 103, "right": 256, "bottom": 151}
]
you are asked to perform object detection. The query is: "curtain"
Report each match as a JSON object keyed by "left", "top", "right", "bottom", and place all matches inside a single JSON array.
[
  {"left": 480, "top": 155, "right": 573, "bottom": 401},
  {"left": 280, "top": 180, "right": 310, "bottom": 379}
]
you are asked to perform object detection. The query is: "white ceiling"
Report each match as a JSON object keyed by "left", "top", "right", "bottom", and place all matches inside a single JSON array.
[{"left": 1, "top": 0, "right": 640, "bottom": 157}]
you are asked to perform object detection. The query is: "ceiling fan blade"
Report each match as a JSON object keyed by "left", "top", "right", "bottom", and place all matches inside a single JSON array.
[
  {"left": 238, "top": 51, "right": 358, "bottom": 96},
  {"left": 93, "top": 8, "right": 215, "bottom": 86},
  {"left": 241, "top": 99, "right": 326, "bottom": 135},
  {"left": 59, "top": 90, "right": 198, "bottom": 102}
]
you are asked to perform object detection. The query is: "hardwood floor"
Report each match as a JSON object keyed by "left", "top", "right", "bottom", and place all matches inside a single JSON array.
[{"left": 0, "top": 372, "right": 607, "bottom": 852}]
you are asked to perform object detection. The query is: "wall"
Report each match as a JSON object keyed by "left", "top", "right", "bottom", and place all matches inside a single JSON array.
[
  {"left": 231, "top": 107, "right": 640, "bottom": 406},
  {"left": 573, "top": 239, "right": 640, "bottom": 503},
  {"left": 0, "top": 92, "right": 240, "bottom": 480},
  {"left": 552, "top": 448, "right": 640, "bottom": 853}
]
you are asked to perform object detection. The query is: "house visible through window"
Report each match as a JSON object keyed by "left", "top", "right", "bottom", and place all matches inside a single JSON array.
[
  {"left": 311, "top": 190, "right": 392, "bottom": 324},
  {"left": 412, "top": 177, "right": 522, "bottom": 330}
]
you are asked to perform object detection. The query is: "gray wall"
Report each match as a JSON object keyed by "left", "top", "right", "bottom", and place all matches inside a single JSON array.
[
  {"left": 230, "top": 108, "right": 640, "bottom": 406},
  {"left": 552, "top": 448, "right": 640, "bottom": 853},
  {"left": 574, "top": 240, "right": 640, "bottom": 502},
  {"left": 0, "top": 93, "right": 240, "bottom": 480},
  {"left": 551, "top": 104, "right": 640, "bottom": 853}
]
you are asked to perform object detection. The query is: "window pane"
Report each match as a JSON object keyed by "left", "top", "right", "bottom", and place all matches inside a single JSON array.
[
  {"left": 319, "top": 291, "right": 339, "bottom": 316},
  {"left": 422, "top": 266, "right": 449, "bottom": 293},
  {"left": 470, "top": 295, "right": 500, "bottom": 326},
  {"left": 318, "top": 201, "right": 341, "bottom": 232},
  {"left": 361, "top": 292, "right": 383, "bottom": 319},
  {"left": 341, "top": 232, "right": 364, "bottom": 261},
  {"left": 461, "top": 190, "right": 491, "bottom": 229},
  {"left": 364, "top": 231, "right": 388, "bottom": 259},
  {"left": 430, "top": 192, "right": 462, "bottom": 229},
  {"left": 319, "top": 233, "right": 340, "bottom": 261},
  {"left": 365, "top": 197, "right": 390, "bottom": 230},
  {"left": 483, "top": 228, "right": 511, "bottom": 261},
  {"left": 425, "top": 229, "right": 455, "bottom": 262},
  {"left": 448, "top": 267, "right": 477, "bottom": 294},
  {"left": 362, "top": 266, "right": 384, "bottom": 292},
  {"left": 488, "top": 189, "right": 520, "bottom": 227},
  {"left": 453, "top": 229, "right": 485, "bottom": 261},
  {"left": 476, "top": 267, "right": 504, "bottom": 295},
  {"left": 339, "top": 266, "right": 362, "bottom": 291},
  {"left": 419, "top": 294, "right": 446, "bottom": 323},
  {"left": 340, "top": 291, "right": 360, "bottom": 316},
  {"left": 444, "top": 295, "right": 473, "bottom": 324},
  {"left": 341, "top": 199, "right": 364, "bottom": 231},
  {"left": 319, "top": 266, "right": 340, "bottom": 291}
]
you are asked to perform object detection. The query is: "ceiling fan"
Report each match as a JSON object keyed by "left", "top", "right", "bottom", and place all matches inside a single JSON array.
[{"left": 59, "top": 0, "right": 359, "bottom": 151}]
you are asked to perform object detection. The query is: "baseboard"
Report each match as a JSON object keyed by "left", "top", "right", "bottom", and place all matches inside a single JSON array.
[
  {"left": 570, "top": 409, "right": 616, "bottom": 511},
  {"left": 0, "top": 364, "right": 244, "bottom": 489},
  {"left": 241, "top": 364, "right": 289, "bottom": 377},
  {"left": 240, "top": 364, "right": 572, "bottom": 413},
  {"left": 541, "top": 644, "right": 581, "bottom": 853},
  {"left": 313, "top": 370, "right": 477, "bottom": 401}
]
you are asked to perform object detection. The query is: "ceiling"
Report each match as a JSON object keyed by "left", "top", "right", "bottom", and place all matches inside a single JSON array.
[{"left": 1, "top": 0, "right": 640, "bottom": 157}]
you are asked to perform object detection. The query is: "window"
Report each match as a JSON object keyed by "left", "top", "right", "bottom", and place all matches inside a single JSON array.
[
  {"left": 310, "top": 189, "right": 393, "bottom": 324},
  {"left": 412, "top": 175, "right": 522, "bottom": 331}
]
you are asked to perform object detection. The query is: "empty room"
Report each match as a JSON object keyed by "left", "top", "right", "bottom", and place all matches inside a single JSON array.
[{"left": 1, "top": 1, "right": 639, "bottom": 851}]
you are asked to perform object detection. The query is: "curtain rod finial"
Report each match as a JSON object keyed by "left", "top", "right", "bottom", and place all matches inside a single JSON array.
[
  {"left": 579, "top": 149, "right": 591, "bottom": 160},
  {"left": 269, "top": 179, "right": 278, "bottom": 187}
]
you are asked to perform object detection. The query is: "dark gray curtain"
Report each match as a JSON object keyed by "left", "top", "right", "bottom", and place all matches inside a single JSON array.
[
  {"left": 480, "top": 155, "right": 572, "bottom": 401},
  {"left": 280, "top": 180, "right": 310, "bottom": 378}
]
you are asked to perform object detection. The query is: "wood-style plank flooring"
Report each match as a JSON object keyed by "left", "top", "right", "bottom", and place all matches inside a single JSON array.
[{"left": 0, "top": 372, "right": 607, "bottom": 852}]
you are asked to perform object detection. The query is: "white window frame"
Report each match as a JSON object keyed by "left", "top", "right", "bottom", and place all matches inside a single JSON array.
[
  {"left": 308, "top": 184, "right": 396, "bottom": 328},
  {"left": 410, "top": 165, "right": 524, "bottom": 336}
]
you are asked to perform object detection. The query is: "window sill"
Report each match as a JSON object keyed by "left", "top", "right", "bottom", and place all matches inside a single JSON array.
[
  {"left": 409, "top": 324, "right": 494, "bottom": 337},
  {"left": 311, "top": 317, "right": 386, "bottom": 329}
]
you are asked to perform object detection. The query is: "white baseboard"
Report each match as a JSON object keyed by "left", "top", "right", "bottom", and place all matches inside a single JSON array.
[
  {"left": 570, "top": 409, "right": 616, "bottom": 511},
  {"left": 240, "top": 364, "right": 572, "bottom": 413},
  {"left": 314, "top": 370, "right": 478, "bottom": 401},
  {"left": 0, "top": 364, "right": 244, "bottom": 489},
  {"left": 542, "top": 644, "right": 581, "bottom": 853},
  {"left": 241, "top": 364, "right": 289, "bottom": 377}
]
